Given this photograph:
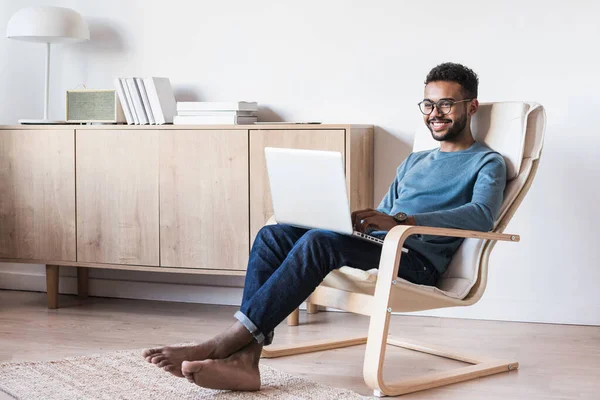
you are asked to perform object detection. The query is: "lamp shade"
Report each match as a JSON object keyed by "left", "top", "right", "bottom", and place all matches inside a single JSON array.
[{"left": 6, "top": 6, "right": 90, "bottom": 43}]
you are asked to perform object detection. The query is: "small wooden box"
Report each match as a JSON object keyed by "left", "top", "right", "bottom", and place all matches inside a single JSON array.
[{"left": 66, "top": 89, "right": 125, "bottom": 123}]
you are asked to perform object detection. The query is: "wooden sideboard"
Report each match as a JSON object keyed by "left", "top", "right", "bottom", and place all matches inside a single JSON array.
[{"left": 0, "top": 124, "right": 373, "bottom": 308}]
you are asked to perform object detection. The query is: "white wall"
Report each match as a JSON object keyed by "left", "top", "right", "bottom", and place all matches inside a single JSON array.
[{"left": 1, "top": 0, "right": 598, "bottom": 325}]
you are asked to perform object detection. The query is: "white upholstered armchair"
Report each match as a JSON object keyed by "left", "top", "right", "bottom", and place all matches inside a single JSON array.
[{"left": 261, "top": 102, "right": 547, "bottom": 397}]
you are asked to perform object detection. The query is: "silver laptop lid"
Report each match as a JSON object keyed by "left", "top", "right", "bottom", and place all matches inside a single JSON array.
[{"left": 264, "top": 147, "right": 354, "bottom": 235}]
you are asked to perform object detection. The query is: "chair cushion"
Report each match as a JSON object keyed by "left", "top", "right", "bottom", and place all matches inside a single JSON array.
[
  {"left": 323, "top": 266, "right": 474, "bottom": 299},
  {"left": 405, "top": 102, "right": 537, "bottom": 300}
]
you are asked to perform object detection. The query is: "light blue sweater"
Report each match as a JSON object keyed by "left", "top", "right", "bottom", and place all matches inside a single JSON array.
[{"left": 376, "top": 142, "right": 507, "bottom": 274}]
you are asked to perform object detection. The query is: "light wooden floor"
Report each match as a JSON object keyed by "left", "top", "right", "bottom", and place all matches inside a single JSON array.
[{"left": 0, "top": 290, "right": 598, "bottom": 399}]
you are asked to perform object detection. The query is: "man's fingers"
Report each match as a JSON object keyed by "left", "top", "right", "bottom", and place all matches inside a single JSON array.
[
  {"left": 364, "top": 223, "right": 378, "bottom": 234},
  {"left": 353, "top": 210, "right": 379, "bottom": 228},
  {"left": 352, "top": 208, "right": 374, "bottom": 227},
  {"left": 357, "top": 216, "right": 379, "bottom": 233}
]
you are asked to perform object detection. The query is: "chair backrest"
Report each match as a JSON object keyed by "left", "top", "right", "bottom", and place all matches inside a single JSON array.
[{"left": 412, "top": 102, "right": 546, "bottom": 300}]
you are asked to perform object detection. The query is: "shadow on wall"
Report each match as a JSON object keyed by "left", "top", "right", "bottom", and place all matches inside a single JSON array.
[
  {"left": 69, "top": 18, "right": 128, "bottom": 59},
  {"left": 68, "top": 18, "right": 128, "bottom": 81},
  {"left": 173, "top": 86, "right": 201, "bottom": 102},
  {"left": 373, "top": 126, "right": 412, "bottom": 202},
  {"left": 257, "top": 106, "right": 285, "bottom": 122},
  {"left": 84, "top": 18, "right": 128, "bottom": 54}
]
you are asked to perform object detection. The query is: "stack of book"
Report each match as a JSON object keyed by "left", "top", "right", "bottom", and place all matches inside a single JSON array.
[
  {"left": 114, "top": 77, "right": 177, "bottom": 125},
  {"left": 173, "top": 102, "right": 258, "bottom": 125}
]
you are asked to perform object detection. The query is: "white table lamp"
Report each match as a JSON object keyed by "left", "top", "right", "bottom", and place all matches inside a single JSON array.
[{"left": 6, "top": 6, "right": 90, "bottom": 124}]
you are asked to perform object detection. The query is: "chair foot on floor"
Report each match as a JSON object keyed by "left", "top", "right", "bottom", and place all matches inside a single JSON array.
[
  {"left": 364, "top": 336, "right": 519, "bottom": 396},
  {"left": 261, "top": 336, "right": 367, "bottom": 358}
]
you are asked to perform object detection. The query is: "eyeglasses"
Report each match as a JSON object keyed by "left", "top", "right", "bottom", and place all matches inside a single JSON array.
[{"left": 417, "top": 99, "right": 473, "bottom": 115}]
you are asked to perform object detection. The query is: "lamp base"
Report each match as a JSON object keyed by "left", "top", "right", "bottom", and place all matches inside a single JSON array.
[{"left": 19, "top": 119, "right": 68, "bottom": 125}]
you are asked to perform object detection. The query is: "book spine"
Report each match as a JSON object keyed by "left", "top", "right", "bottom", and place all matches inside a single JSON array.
[
  {"left": 136, "top": 78, "right": 155, "bottom": 125},
  {"left": 125, "top": 78, "right": 149, "bottom": 125},
  {"left": 177, "top": 111, "right": 257, "bottom": 117},
  {"left": 176, "top": 102, "right": 258, "bottom": 112},
  {"left": 143, "top": 78, "right": 165, "bottom": 125},
  {"left": 114, "top": 78, "right": 134, "bottom": 125},
  {"left": 173, "top": 115, "right": 257, "bottom": 125},
  {"left": 121, "top": 78, "right": 140, "bottom": 124}
]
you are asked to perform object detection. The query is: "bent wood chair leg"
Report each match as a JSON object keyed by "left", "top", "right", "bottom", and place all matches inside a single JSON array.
[
  {"left": 365, "top": 334, "right": 519, "bottom": 397},
  {"left": 46, "top": 265, "right": 59, "bottom": 309},
  {"left": 286, "top": 308, "right": 299, "bottom": 326},
  {"left": 77, "top": 267, "right": 89, "bottom": 299},
  {"left": 261, "top": 336, "right": 367, "bottom": 359}
]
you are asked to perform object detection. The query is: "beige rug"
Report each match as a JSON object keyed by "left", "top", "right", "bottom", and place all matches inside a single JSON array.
[{"left": 0, "top": 348, "right": 366, "bottom": 399}]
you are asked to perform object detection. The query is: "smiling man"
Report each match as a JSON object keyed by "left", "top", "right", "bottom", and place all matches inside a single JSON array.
[{"left": 142, "top": 62, "right": 507, "bottom": 391}]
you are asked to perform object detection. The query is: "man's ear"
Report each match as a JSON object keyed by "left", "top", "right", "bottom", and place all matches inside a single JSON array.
[{"left": 469, "top": 99, "right": 479, "bottom": 116}]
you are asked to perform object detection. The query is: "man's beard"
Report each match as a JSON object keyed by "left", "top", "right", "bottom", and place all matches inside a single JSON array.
[{"left": 428, "top": 112, "right": 467, "bottom": 142}]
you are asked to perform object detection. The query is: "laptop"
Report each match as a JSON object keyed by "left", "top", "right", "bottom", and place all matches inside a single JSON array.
[{"left": 264, "top": 147, "right": 407, "bottom": 252}]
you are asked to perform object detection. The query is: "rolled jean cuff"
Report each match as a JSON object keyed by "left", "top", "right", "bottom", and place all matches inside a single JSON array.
[{"left": 234, "top": 311, "right": 273, "bottom": 345}]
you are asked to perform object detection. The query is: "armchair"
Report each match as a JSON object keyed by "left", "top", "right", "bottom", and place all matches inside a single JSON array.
[{"left": 261, "top": 101, "right": 546, "bottom": 397}]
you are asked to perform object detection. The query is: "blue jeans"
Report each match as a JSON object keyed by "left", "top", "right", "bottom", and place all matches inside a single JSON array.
[{"left": 234, "top": 224, "right": 438, "bottom": 345}]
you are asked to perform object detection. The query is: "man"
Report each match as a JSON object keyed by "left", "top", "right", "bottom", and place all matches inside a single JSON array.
[{"left": 142, "top": 62, "right": 507, "bottom": 391}]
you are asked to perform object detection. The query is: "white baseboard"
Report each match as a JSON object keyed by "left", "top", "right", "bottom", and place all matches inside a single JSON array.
[
  {"left": 0, "top": 269, "right": 245, "bottom": 306},
  {"left": 1, "top": 269, "right": 597, "bottom": 326}
]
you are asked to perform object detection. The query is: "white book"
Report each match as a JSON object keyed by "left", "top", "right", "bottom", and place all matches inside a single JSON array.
[
  {"left": 114, "top": 78, "right": 134, "bottom": 125},
  {"left": 176, "top": 110, "right": 257, "bottom": 117},
  {"left": 120, "top": 78, "right": 139, "bottom": 124},
  {"left": 125, "top": 77, "right": 149, "bottom": 124},
  {"left": 177, "top": 101, "right": 258, "bottom": 112},
  {"left": 135, "top": 78, "right": 155, "bottom": 125},
  {"left": 173, "top": 115, "right": 257, "bottom": 125},
  {"left": 143, "top": 77, "right": 176, "bottom": 124}
]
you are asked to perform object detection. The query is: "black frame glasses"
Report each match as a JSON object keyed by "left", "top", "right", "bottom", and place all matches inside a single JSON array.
[{"left": 417, "top": 99, "right": 473, "bottom": 115}]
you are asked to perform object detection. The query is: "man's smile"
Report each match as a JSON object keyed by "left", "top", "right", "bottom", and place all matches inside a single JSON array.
[{"left": 429, "top": 119, "right": 452, "bottom": 132}]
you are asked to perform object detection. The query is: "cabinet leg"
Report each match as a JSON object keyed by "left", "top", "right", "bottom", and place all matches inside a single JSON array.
[
  {"left": 307, "top": 302, "right": 319, "bottom": 314},
  {"left": 46, "top": 265, "right": 59, "bottom": 309},
  {"left": 287, "top": 308, "right": 300, "bottom": 326},
  {"left": 77, "top": 267, "right": 89, "bottom": 299}
]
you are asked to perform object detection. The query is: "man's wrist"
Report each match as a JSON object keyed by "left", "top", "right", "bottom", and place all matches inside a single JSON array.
[
  {"left": 392, "top": 211, "right": 408, "bottom": 224},
  {"left": 393, "top": 213, "right": 416, "bottom": 226}
]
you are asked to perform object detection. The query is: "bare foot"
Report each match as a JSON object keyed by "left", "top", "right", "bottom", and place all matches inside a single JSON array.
[
  {"left": 181, "top": 342, "right": 262, "bottom": 391},
  {"left": 143, "top": 321, "right": 255, "bottom": 378},
  {"left": 142, "top": 341, "right": 218, "bottom": 378}
]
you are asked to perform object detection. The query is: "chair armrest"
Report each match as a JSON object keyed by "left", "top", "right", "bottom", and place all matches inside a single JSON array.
[
  {"left": 375, "top": 225, "right": 519, "bottom": 289},
  {"left": 387, "top": 225, "right": 519, "bottom": 244}
]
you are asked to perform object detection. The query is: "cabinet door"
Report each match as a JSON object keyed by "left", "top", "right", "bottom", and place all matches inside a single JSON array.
[
  {"left": 249, "top": 129, "right": 345, "bottom": 243},
  {"left": 0, "top": 129, "right": 76, "bottom": 261},
  {"left": 160, "top": 130, "right": 249, "bottom": 270},
  {"left": 76, "top": 130, "right": 159, "bottom": 265}
]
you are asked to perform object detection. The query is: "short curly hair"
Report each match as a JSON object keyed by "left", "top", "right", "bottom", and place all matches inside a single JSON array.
[{"left": 425, "top": 62, "right": 479, "bottom": 99}]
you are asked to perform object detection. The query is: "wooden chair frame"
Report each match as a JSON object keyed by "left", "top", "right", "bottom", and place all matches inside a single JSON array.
[
  {"left": 262, "top": 226, "right": 519, "bottom": 396},
  {"left": 262, "top": 154, "right": 542, "bottom": 397}
]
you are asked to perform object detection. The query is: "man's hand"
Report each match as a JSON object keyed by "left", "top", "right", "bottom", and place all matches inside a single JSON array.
[{"left": 351, "top": 208, "right": 414, "bottom": 233}]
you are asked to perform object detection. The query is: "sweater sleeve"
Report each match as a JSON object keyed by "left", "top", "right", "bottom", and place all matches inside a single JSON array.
[
  {"left": 412, "top": 155, "right": 507, "bottom": 231},
  {"left": 376, "top": 155, "right": 412, "bottom": 214}
]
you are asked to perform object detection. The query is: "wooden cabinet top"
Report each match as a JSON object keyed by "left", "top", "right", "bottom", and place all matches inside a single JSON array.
[{"left": 0, "top": 124, "right": 372, "bottom": 131}]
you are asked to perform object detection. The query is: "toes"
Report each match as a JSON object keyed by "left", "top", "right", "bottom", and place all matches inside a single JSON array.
[
  {"left": 157, "top": 359, "right": 172, "bottom": 368},
  {"left": 183, "top": 369, "right": 195, "bottom": 384},
  {"left": 151, "top": 355, "right": 166, "bottom": 365},
  {"left": 181, "top": 360, "right": 206, "bottom": 375},
  {"left": 142, "top": 348, "right": 162, "bottom": 358}
]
